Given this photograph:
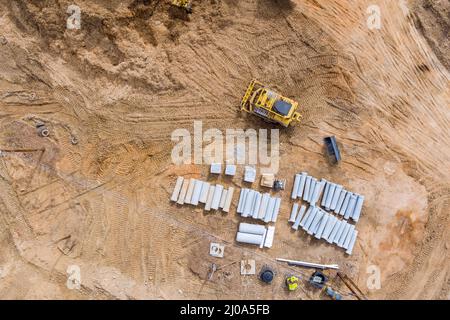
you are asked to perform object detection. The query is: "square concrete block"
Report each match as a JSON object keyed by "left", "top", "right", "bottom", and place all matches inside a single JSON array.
[
  {"left": 210, "top": 163, "right": 222, "bottom": 174},
  {"left": 244, "top": 166, "right": 256, "bottom": 183},
  {"left": 225, "top": 164, "right": 236, "bottom": 176}
]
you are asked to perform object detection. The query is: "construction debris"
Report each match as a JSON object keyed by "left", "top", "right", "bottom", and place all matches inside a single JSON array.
[{"left": 276, "top": 258, "right": 339, "bottom": 270}]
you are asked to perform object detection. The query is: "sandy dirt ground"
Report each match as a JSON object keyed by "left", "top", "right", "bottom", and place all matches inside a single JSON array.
[{"left": 0, "top": 0, "right": 448, "bottom": 300}]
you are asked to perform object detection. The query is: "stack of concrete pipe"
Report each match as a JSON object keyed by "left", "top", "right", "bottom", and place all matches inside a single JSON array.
[
  {"left": 291, "top": 173, "right": 364, "bottom": 222},
  {"left": 236, "top": 188, "right": 281, "bottom": 223},
  {"left": 320, "top": 181, "right": 364, "bottom": 222},
  {"left": 289, "top": 203, "right": 358, "bottom": 255},
  {"left": 235, "top": 222, "right": 275, "bottom": 248},
  {"left": 170, "top": 177, "right": 235, "bottom": 213}
]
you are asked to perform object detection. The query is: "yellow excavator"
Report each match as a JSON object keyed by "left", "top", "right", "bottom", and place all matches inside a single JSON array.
[
  {"left": 171, "top": 0, "right": 192, "bottom": 13},
  {"left": 241, "top": 79, "right": 302, "bottom": 127}
]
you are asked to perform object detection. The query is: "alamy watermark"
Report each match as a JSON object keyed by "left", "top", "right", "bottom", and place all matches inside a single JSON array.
[{"left": 171, "top": 121, "right": 280, "bottom": 174}]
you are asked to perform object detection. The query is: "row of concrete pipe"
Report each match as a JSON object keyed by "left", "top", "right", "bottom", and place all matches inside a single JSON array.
[
  {"left": 291, "top": 172, "right": 364, "bottom": 222},
  {"left": 289, "top": 203, "right": 357, "bottom": 255},
  {"left": 237, "top": 188, "right": 281, "bottom": 223},
  {"left": 170, "top": 176, "right": 234, "bottom": 212}
]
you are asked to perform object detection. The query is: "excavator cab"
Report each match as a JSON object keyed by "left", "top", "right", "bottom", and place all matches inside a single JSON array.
[{"left": 241, "top": 79, "right": 302, "bottom": 127}]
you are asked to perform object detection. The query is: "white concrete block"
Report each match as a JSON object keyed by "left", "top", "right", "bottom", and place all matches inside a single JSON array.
[
  {"left": 223, "top": 187, "right": 234, "bottom": 213},
  {"left": 210, "top": 163, "right": 222, "bottom": 174},
  {"left": 225, "top": 164, "right": 236, "bottom": 176},
  {"left": 170, "top": 176, "right": 184, "bottom": 202}
]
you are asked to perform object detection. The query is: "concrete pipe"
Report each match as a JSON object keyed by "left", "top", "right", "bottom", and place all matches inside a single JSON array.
[
  {"left": 271, "top": 198, "right": 281, "bottom": 222},
  {"left": 236, "top": 232, "right": 264, "bottom": 246},
  {"left": 344, "top": 194, "right": 357, "bottom": 220},
  {"left": 330, "top": 185, "right": 343, "bottom": 211},
  {"left": 339, "top": 192, "right": 352, "bottom": 216},
  {"left": 324, "top": 183, "right": 336, "bottom": 209},
  {"left": 321, "top": 182, "right": 331, "bottom": 207},
  {"left": 315, "top": 213, "right": 329, "bottom": 239},
  {"left": 303, "top": 176, "right": 312, "bottom": 201},
  {"left": 251, "top": 192, "right": 262, "bottom": 219},
  {"left": 351, "top": 195, "right": 365, "bottom": 222},
  {"left": 334, "top": 190, "right": 347, "bottom": 214},
  {"left": 239, "top": 223, "right": 266, "bottom": 235},
  {"left": 299, "top": 205, "right": 313, "bottom": 228},
  {"left": 289, "top": 203, "right": 299, "bottom": 223},
  {"left": 258, "top": 193, "right": 270, "bottom": 220},
  {"left": 297, "top": 172, "right": 308, "bottom": 198},
  {"left": 170, "top": 176, "right": 184, "bottom": 202},
  {"left": 291, "top": 174, "right": 301, "bottom": 199}
]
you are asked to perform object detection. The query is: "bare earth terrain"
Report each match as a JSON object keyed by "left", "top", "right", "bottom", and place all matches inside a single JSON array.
[{"left": 0, "top": 0, "right": 448, "bottom": 300}]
